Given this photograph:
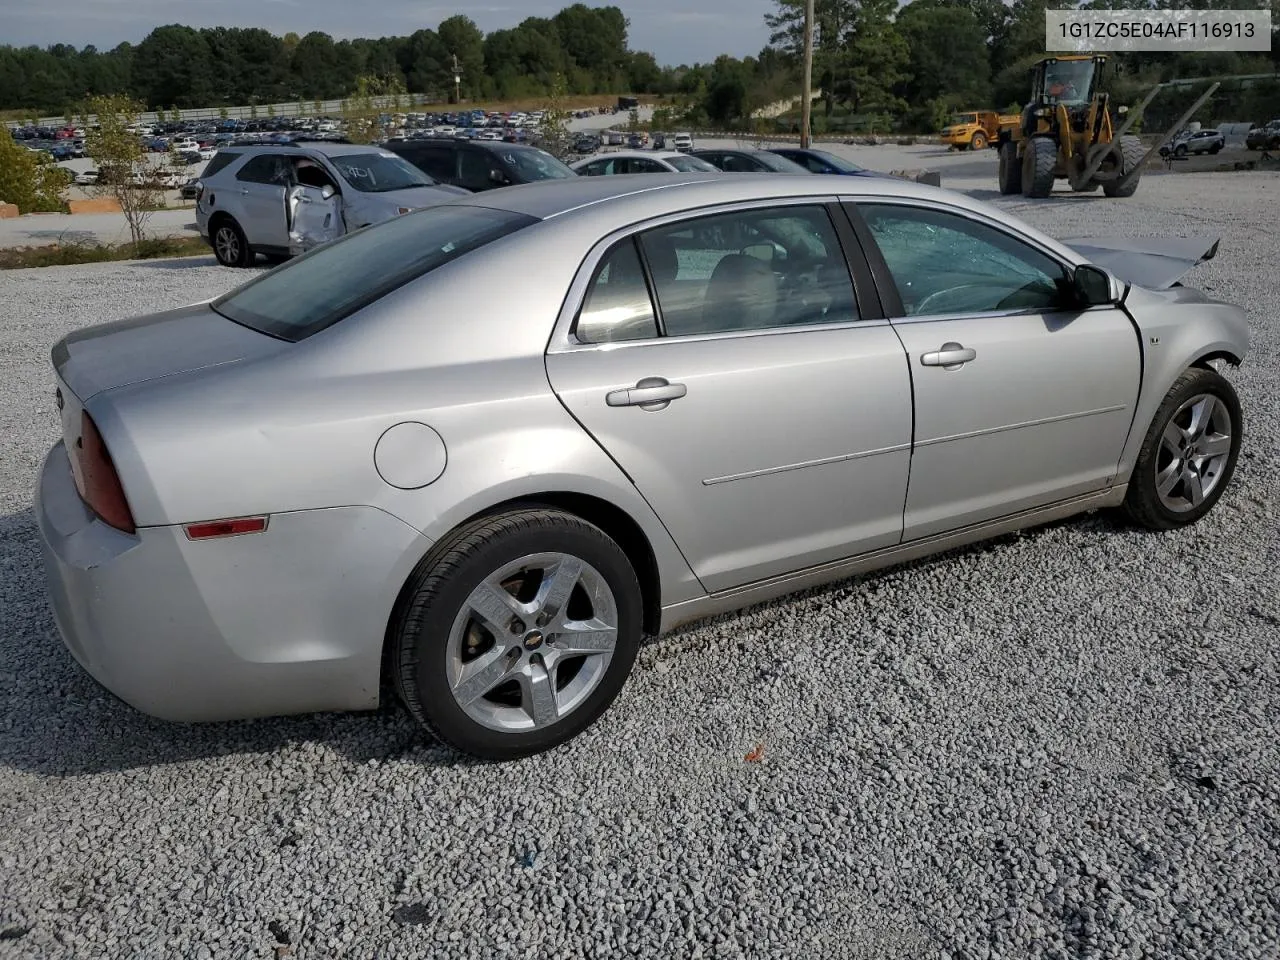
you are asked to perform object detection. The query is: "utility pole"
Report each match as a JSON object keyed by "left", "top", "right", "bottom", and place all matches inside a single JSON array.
[
  {"left": 800, "top": 0, "right": 814, "bottom": 148},
  {"left": 452, "top": 53, "right": 462, "bottom": 104}
]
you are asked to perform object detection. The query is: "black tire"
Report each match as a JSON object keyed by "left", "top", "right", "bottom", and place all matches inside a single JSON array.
[
  {"left": 971, "top": 132, "right": 987, "bottom": 150},
  {"left": 210, "top": 217, "right": 252, "bottom": 267},
  {"left": 1174, "top": 143, "right": 1188, "bottom": 157},
  {"left": 997, "top": 141, "right": 1022, "bottom": 195},
  {"left": 390, "top": 508, "right": 644, "bottom": 760},
  {"left": 1123, "top": 367, "right": 1242, "bottom": 531},
  {"left": 1022, "top": 136, "right": 1057, "bottom": 198},
  {"left": 1247, "top": 143, "right": 1257, "bottom": 151},
  {"left": 1103, "top": 135, "right": 1144, "bottom": 197},
  {"left": 1209, "top": 143, "right": 1222, "bottom": 154}
]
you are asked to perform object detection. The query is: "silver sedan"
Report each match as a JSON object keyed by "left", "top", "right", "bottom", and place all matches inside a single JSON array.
[{"left": 36, "top": 174, "right": 1249, "bottom": 760}]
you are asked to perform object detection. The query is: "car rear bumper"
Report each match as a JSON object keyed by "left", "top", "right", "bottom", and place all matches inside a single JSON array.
[{"left": 35, "top": 441, "right": 430, "bottom": 722}]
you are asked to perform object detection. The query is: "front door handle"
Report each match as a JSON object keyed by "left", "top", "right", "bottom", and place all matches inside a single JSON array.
[
  {"left": 920, "top": 342, "right": 977, "bottom": 370},
  {"left": 606, "top": 377, "right": 687, "bottom": 410}
]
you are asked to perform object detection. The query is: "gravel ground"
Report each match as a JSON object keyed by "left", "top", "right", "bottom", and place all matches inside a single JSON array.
[{"left": 1, "top": 172, "right": 1279, "bottom": 960}]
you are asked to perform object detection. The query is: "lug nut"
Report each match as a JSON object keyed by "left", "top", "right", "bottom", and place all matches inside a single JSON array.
[{"left": 509, "top": 618, "right": 525, "bottom": 635}]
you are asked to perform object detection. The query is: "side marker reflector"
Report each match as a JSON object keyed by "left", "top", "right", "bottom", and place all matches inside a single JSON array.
[{"left": 184, "top": 516, "right": 269, "bottom": 540}]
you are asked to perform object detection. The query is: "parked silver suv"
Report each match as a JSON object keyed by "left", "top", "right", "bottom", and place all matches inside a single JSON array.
[{"left": 195, "top": 142, "right": 469, "bottom": 267}]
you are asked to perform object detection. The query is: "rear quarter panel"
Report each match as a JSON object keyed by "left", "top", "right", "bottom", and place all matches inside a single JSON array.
[{"left": 93, "top": 221, "right": 705, "bottom": 606}]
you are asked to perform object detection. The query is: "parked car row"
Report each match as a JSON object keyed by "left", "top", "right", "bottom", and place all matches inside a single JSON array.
[
  {"left": 193, "top": 136, "right": 884, "bottom": 268},
  {"left": 1246, "top": 119, "right": 1280, "bottom": 151}
]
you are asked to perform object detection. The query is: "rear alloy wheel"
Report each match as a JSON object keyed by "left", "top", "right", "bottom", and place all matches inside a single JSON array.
[
  {"left": 391, "top": 509, "right": 643, "bottom": 760},
  {"left": 212, "top": 219, "right": 252, "bottom": 267},
  {"left": 1124, "top": 367, "right": 1242, "bottom": 530}
]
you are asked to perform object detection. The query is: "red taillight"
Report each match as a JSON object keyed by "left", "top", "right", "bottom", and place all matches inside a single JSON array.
[
  {"left": 184, "top": 517, "right": 268, "bottom": 540},
  {"left": 75, "top": 411, "right": 136, "bottom": 534}
]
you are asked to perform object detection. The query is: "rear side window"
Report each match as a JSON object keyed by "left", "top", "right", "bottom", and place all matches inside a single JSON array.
[
  {"left": 202, "top": 151, "right": 240, "bottom": 179},
  {"left": 401, "top": 145, "right": 456, "bottom": 181},
  {"left": 212, "top": 206, "right": 537, "bottom": 341},
  {"left": 236, "top": 155, "right": 289, "bottom": 184}
]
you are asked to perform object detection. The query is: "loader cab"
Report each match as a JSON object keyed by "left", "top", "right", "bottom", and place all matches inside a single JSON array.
[{"left": 1034, "top": 56, "right": 1103, "bottom": 108}]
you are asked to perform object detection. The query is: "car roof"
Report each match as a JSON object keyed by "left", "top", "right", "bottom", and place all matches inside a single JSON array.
[
  {"left": 574, "top": 150, "right": 688, "bottom": 162},
  {"left": 219, "top": 142, "right": 389, "bottom": 158},
  {"left": 692, "top": 147, "right": 772, "bottom": 156},
  {"left": 394, "top": 138, "right": 545, "bottom": 152},
  {"left": 449, "top": 170, "right": 961, "bottom": 223}
]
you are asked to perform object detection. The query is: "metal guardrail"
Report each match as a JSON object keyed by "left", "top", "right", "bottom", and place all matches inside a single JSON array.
[{"left": 4, "top": 94, "right": 444, "bottom": 129}]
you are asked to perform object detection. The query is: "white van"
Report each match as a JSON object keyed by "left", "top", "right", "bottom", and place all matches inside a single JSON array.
[{"left": 672, "top": 132, "right": 694, "bottom": 153}]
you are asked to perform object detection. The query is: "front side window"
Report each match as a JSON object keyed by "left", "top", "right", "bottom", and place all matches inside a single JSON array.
[
  {"left": 329, "top": 153, "right": 436, "bottom": 193},
  {"left": 858, "top": 203, "right": 1071, "bottom": 317},
  {"left": 574, "top": 240, "right": 659, "bottom": 344},
  {"left": 212, "top": 206, "right": 537, "bottom": 341},
  {"left": 639, "top": 205, "right": 858, "bottom": 337}
]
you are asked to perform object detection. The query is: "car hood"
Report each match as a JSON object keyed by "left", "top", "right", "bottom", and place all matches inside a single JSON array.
[
  {"left": 1062, "top": 235, "right": 1220, "bottom": 290},
  {"left": 52, "top": 301, "right": 287, "bottom": 401},
  {"left": 359, "top": 184, "right": 470, "bottom": 207}
]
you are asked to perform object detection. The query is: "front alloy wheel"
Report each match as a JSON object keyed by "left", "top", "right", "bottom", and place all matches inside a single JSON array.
[{"left": 1124, "top": 367, "right": 1242, "bottom": 530}]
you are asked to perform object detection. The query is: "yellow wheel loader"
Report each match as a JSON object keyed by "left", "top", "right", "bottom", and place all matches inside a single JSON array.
[{"left": 996, "top": 55, "right": 1144, "bottom": 199}]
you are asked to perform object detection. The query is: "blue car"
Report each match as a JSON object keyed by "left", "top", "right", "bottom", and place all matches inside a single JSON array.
[{"left": 767, "top": 147, "right": 878, "bottom": 176}]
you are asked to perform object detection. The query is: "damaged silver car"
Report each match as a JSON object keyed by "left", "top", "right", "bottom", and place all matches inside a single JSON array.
[
  {"left": 195, "top": 142, "right": 469, "bottom": 266},
  {"left": 39, "top": 174, "right": 1248, "bottom": 759}
]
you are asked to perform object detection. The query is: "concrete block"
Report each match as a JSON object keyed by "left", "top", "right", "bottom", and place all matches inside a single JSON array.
[
  {"left": 67, "top": 197, "right": 122, "bottom": 214},
  {"left": 0, "top": 203, "right": 18, "bottom": 219}
]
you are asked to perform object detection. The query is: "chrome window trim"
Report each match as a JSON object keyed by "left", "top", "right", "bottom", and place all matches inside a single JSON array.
[{"left": 548, "top": 195, "right": 881, "bottom": 354}]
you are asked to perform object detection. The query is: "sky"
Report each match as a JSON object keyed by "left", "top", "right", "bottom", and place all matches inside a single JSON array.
[{"left": 0, "top": 0, "right": 779, "bottom": 67}]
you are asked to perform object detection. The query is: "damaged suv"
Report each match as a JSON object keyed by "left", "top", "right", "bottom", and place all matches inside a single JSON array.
[{"left": 195, "top": 142, "right": 469, "bottom": 267}]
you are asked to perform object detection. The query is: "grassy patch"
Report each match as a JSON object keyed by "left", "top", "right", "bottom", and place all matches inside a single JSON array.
[{"left": 0, "top": 234, "right": 209, "bottom": 269}]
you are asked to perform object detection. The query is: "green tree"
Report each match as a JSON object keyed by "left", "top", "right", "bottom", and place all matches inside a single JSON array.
[
  {"left": 131, "top": 25, "right": 214, "bottom": 108},
  {"left": 81, "top": 94, "right": 159, "bottom": 246},
  {"left": 0, "top": 131, "right": 66, "bottom": 213},
  {"left": 536, "top": 72, "right": 573, "bottom": 159},
  {"left": 896, "top": 0, "right": 991, "bottom": 116},
  {"left": 437, "top": 15, "right": 485, "bottom": 99}
]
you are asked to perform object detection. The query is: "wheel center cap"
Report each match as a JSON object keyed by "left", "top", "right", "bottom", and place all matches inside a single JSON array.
[{"left": 522, "top": 630, "right": 545, "bottom": 651}]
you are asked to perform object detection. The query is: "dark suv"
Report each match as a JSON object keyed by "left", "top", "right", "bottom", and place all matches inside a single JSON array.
[{"left": 382, "top": 138, "right": 578, "bottom": 191}]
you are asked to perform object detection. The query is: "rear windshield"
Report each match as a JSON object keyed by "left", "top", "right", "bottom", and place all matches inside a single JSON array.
[
  {"left": 667, "top": 155, "right": 717, "bottom": 172},
  {"left": 500, "top": 148, "right": 576, "bottom": 181},
  {"left": 756, "top": 152, "right": 807, "bottom": 173},
  {"left": 211, "top": 205, "right": 537, "bottom": 341}
]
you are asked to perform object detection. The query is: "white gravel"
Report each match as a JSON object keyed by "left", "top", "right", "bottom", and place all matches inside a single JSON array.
[{"left": 2, "top": 170, "right": 1279, "bottom": 959}]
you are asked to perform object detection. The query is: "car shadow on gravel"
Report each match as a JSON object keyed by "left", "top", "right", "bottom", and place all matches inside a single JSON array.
[{"left": 0, "top": 508, "right": 480, "bottom": 778}]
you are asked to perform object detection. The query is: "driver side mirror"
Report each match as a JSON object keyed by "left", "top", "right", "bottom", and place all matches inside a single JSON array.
[
  {"left": 489, "top": 169, "right": 510, "bottom": 185},
  {"left": 1072, "top": 264, "right": 1120, "bottom": 306},
  {"left": 320, "top": 184, "right": 336, "bottom": 200}
]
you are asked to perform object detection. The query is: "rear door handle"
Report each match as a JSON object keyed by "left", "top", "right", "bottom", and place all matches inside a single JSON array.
[
  {"left": 920, "top": 342, "right": 977, "bottom": 370},
  {"left": 606, "top": 377, "right": 687, "bottom": 410}
]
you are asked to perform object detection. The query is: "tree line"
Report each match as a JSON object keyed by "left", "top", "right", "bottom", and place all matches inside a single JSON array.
[
  {"left": 700, "top": 0, "right": 1280, "bottom": 133},
  {"left": 0, "top": 4, "right": 663, "bottom": 114},
  {"left": 2, "top": 0, "right": 1277, "bottom": 130}
]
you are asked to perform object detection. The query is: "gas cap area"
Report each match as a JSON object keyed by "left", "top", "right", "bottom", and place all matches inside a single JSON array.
[{"left": 374, "top": 422, "right": 447, "bottom": 490}]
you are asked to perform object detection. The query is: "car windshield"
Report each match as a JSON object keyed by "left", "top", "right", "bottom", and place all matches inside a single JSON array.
[
  {"left": 667, "top": 155, "right": 718, "bottom": 172},
  {"left": 809, "top": 150, "right": 864, "bottom": 173},
  {"left": 328, "top": 152, "right": 438, "bottom": 192},
  {"left": 211, "top": 206, "right": 537, "bottom": 341},
  {"left": 500, "top": 148, "right": 576, "bottom": 181}
]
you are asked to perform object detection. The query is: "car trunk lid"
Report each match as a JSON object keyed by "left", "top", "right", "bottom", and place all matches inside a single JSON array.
[{"left": 51, "top": 301, "right": 286, "bottom": 404}]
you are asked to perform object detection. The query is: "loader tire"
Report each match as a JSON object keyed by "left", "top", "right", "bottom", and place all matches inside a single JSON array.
[
  {"left": 971, "top": 132, "right": 987, "bottom": 150},
  {"left": 1022, "top": 136, "right": 1056, "bottom": 198},
  {"left": 997, "top": 141, "right": 1022, "bottom": 195},
  {"left": 1103, "top": 135, "right": 1144, "bottom": 198}
]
